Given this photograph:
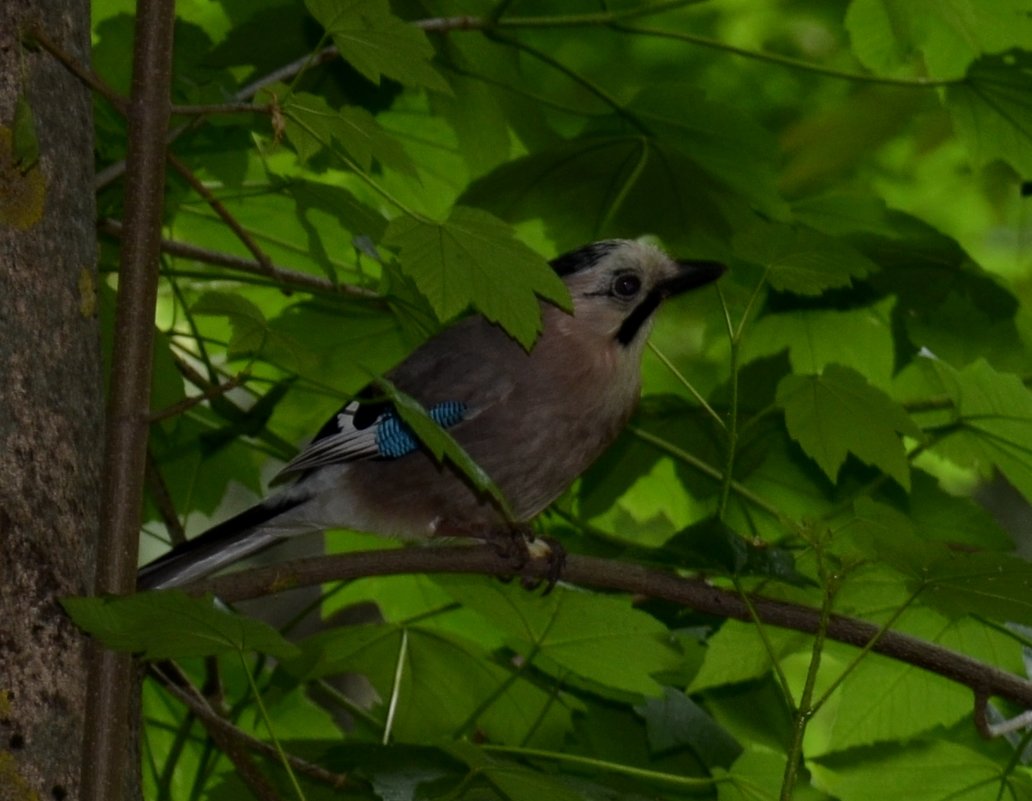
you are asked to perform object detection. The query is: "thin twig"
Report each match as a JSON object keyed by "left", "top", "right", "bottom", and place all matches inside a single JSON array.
[
  {"left": 781, "top": 547, "right": 835, "bottom": 801},
  {"left": 165, "top": 152, "right": 276, "bottom": 275},
  {"left": 28, "top": 26, "right": 127, "bottom": 112},
  {"left": 628, "top": 426, "right": 787, "bottom": 524},
  {"left": 167, "top": 351, "right": 299, "bottom": 462},
  {"left": 149, "top": 370, "right": 250, "bottom": 423},
  {"left": 170, "top": 102, "right": 267, "bottom": 116},
  {"left": 99, "top": 218, "right": 379, "bottom": 298},
  {"left": 418, "top": 2, "right": 703, "bottom": 32},
  {"left": 144, "top": 450, "right": 186, "bottom": 546},
  {"left": 150, "top": 663, "right": 352, "bottom": 791},
  {"left": 96, "top": 46, "right": 340, "bottom": 190},
  {"left": 647, "top": 342, "right": 726, "bottom": 430},
  {"left": 613, "top": 23, "right": 964, "bottom": 87}
]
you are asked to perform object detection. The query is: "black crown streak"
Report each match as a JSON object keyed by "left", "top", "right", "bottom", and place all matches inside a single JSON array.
[
  {"left": 549, "top": 240, "right": 621, "bottom": 276},
  {"left": 615, "top": 259, "right": 726, "bottom": 346}
]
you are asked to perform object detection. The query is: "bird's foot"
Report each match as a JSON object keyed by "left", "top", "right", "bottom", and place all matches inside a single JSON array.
[
  {"left": 487, "top": 525, "right": 566, "bottom": 594},
  {"left": 433, "top": 518, "right": 566, "bottom": 593}
]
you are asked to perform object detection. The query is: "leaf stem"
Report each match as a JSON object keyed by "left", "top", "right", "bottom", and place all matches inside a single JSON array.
[
  {"left": 809, "top": 590, "right": 920, "bottom": 717},
  {"left": 421, "top": 1, "right": 704, "bottom": 32},
  {"left": 717, "top": 284, "right": 739, "bottom": 521},
  {"left": 238, "top": 652, "right": 307, "bottom": 801},
  {"left": 479, "top": 744, "right": 720, "bottom": 788},
  {"left": 648, "top": 341, "right": 725, "bottom": 429},
  {"left": 734, "top": 577, "right": 796, "bottom": 709},
  {"left": 282, "top": 112, "right": 427, "bottom": 221},
  {"left": 491, "top": 0, "right": 706, "bottom": 29},
  {"left": 780, "top": 557, "right": 835, "bottom": 801},
  {"left": 598, "top": 137, "right": 651, "bottom": 232},
  {"left": 383, "top": 627, "right": 409, "bottom": 744},
  {"left": 628, "top": 426, "right": 786, "bottom": 523},
  {"left": 452, "top": 640, "right": 544, "bottom": 740}
]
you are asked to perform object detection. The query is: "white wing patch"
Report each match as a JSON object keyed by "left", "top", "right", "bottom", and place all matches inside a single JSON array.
[
  {"left": 272, "top": 398, "right": 473, "bottom": 484},
  {"left": 272, "top": 402, "right": 379, "bottom": 483}
]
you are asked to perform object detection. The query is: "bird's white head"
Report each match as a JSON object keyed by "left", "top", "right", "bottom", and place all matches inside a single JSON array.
[{"left": 550, "top": 239, "right": 725, "bottom": 348}]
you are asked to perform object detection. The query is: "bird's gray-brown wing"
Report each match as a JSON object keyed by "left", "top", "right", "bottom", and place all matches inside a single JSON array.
[{"left": 272, "top": 317, "right": 523, "bottom": 482}]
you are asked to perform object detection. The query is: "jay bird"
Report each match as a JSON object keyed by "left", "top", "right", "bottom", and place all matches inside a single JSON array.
[{"left": 138, "top": 239, "right": 724, "bottom": 589}]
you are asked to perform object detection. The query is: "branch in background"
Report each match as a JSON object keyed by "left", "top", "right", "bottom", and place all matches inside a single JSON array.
[
  {"left": 99, "top": 218, "right": 379, "bottom": 298},
  {"left": 144, "top": 450, "right": 185, "bottom": 546},
  {"left": 95, "top": 46, "right": 341, "bottom": 190},
  {"left": 170, "top": 102, "right": 265, "bottom": 116},
  {"left": 150, "top": 662, "right": 354, "bottom": 791},
  {"left": 149, "top": 369, "right": 250, "bottom": 423},
  {"left": 165, "top": 152, "right": 277, "bottom": 275},
  {"left": 193, "top": 547, "right": 1032, "bottom": 714},
  {"left": 92, "top": 4, "right": 693, "bottom": 187},
  {"left": 149, "top": 660, "right": 336, "bottom": 796},
  {"left": 167, "top": 351, "right": 299, "bottom": 462},
  {"left": 81, "top": 1, "right": 178, "bottom": 800},
  {"left": 28, "top": 26, "right": 127, "bottom": 112}
]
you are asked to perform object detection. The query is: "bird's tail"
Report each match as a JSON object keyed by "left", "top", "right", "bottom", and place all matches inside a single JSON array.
[{"left": 137, "top": 494, "right": 308, "bottom": 590}]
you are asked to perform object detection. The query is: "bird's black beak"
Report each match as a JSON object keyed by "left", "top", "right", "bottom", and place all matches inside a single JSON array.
[{"left": 661, "top": 260, "right": 726, "bottom": 297}]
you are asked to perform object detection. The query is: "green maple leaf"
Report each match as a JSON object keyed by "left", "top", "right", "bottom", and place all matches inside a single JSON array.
[
  {"left": 777, "top": 364, "right": 922, "bottom": 487},
  {"left": 62, "top": 592, "right": 299, "bottom": 660},
  {"left": 733, "top": 218, "right": 877, "bottom": 296},
  {"left": 305, "top": 0, "right": 448, "bottom": 91},
  {"left": 383, "top": 207, "right": 570, "bottom": 349}
]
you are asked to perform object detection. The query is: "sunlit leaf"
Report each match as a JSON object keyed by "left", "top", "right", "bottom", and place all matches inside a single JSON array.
[
  {"left": 845, "top": 0, "right": 1032, "bottom": 78},
  {"left": 906, "top": 358, "right": 1032, "bottom": 502},
  {"left": 810, "top": 739, "right": 1032, "bottom": 800},
  {"left": 744, "top": 299, "right": 896, "bottom": 389},
  {"left": 689, "top": 621, "right": 810, "bottom": 693},
  {"left": 305, "top": 0, "right": 448, "bottom": 91},
  {"left": 808, "top": 611, "right": 984, "bottom": 754},
  {"left": 276, "top": 89, "right": 416, "bottom": 176},
  {"left": 383, "top": 206, "right": 570, "bottom": 348},
  {"left": 946, "top": 50, "right": 1032, "bottom": 179},
  {"left": 733, "top": 219, "right": 877, "bottom": 296},
  {"left": 436, "top": 577, "right": 685, "bottom": 698},
  {"left": 716, "top": 746, "right": 786, "bottom": 801},
  {"left": 777, "top": 365, "right": 922, "bottom": 487}
]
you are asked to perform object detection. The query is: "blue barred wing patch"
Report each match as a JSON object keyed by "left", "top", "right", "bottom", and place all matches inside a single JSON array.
[
  {"left": 376, "top": 401, "right": 468, "bottom": 458},
  {"left": 272, "top": 399, "right": 470, "bottom": 482}
]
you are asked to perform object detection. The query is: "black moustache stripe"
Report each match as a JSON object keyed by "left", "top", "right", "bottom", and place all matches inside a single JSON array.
[{"left": 616, "top": 290, "right": 663, "bottom": 345}]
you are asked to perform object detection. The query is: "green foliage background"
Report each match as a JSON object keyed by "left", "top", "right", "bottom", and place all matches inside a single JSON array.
[{"left": 85, "top": 0, "right": 1032, "bottom": 798}]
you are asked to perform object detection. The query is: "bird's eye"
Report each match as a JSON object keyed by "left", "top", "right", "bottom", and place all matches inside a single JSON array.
[{"left": 612, "top": 273, "right": 642, "bottom": 298}]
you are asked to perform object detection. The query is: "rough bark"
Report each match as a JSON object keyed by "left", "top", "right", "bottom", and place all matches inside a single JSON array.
[{"left": 0, "top": 1, "right": 99, "bottom": 799}]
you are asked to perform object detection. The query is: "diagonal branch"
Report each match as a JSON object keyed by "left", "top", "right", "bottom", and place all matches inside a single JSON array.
[
  {"left": 191, "top": 547, "right": 1032, "bottom": 714},
  {"left": 149, "top": 662, "right": 353, "bottom": 793},
  {"left": 165, "top": 152, "right": 277, "bottom": 276},
  {"left": 98, "top": 217, "right": 379, "bottom": 298}
]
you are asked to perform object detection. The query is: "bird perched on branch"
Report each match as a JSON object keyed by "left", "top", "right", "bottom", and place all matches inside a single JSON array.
[{"left": 138, "top": 239, "right": 724, "bottom": 589}]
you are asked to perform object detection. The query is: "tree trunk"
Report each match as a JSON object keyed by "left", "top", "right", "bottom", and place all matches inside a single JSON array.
[{"left": 0, "top": 2, "right": 99, "bottom": 799}]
